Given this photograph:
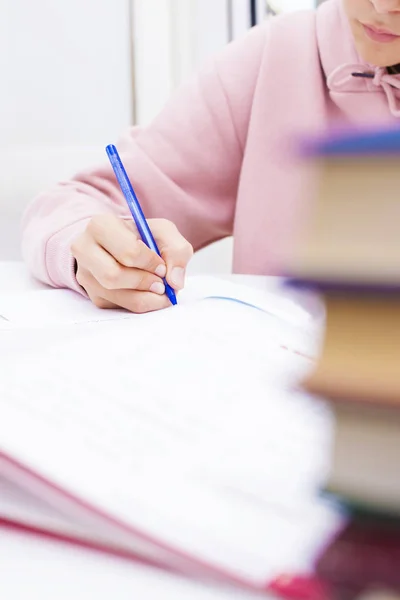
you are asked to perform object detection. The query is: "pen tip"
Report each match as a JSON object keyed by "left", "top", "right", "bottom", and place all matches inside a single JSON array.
[{"left": 168, "top": 291, "right": 178, "bottom": 306}]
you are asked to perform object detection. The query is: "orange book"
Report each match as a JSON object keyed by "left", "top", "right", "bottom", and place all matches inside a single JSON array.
[{"left": 302, "top": 290, "right": 400, "bottom": 401}]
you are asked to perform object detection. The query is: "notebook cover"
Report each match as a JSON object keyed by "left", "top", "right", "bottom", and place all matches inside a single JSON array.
[
  {"left": 0, "top": 515, "right": 163, "bottom": 569},
  {"left": 0, "top": 450, "right": 332, "bottom": 599},
  {"left": 0, "top": 512, "right": 331, "bottom": 600}
]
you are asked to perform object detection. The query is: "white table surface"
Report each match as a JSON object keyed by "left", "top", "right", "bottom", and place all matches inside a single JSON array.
[
  {"left": 0, "top": 260, "right": 50, "bottom": 292},
  {"left": 0, "top": 261, "right": 321, "bottom": 600}
]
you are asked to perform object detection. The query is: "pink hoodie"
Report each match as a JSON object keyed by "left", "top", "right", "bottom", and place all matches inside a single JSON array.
[{"left": 21, "top": 0, "right": 400, "bottom": 293}]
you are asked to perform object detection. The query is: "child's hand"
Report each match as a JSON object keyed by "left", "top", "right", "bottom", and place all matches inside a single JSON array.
[{"left": 71, "top": 215, "right": 193, "bottom": 312}]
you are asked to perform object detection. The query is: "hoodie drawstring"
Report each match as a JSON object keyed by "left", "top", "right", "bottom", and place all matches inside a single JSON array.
[{"left": 327, "top": 64, "right": 400, "bottom": 117}]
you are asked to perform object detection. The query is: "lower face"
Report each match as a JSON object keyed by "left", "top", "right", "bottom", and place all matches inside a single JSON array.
[{"left": 342, "top": 0, "right": 400, "bottom": 66}]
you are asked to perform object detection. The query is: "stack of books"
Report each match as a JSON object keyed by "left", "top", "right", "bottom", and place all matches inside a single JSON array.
[{"left": 289, "top": 125, "right": 400, "bottom": 600}]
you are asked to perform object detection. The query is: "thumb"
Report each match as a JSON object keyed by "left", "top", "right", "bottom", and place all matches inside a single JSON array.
[{"left": 150, "top": 219, "right": 193, "bottom": 290}]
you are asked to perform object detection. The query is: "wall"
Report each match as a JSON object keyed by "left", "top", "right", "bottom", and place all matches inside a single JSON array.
[
  {"left": 132, "top": 0, "right": 231, "bottom": 126},
  {"left": 130, "top": 0, "right": 234, "bottom": 274},
  {"left": 0, "top": 0, "right": 133, "bottom": 259}
]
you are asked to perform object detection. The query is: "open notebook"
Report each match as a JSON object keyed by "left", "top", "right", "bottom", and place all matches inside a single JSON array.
[{"left": 0, "top": 279, "right": 342, "bottom": 594}]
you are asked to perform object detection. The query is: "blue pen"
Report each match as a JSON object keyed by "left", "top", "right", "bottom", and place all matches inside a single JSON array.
[{"left": 106, "top": 144, "right": 177, "bottom": 306}]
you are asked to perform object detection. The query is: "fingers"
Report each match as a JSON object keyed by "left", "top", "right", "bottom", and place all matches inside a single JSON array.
[
  {"left": 77, "top": 268, "right": 171, "bottom": 313},
  {"left": 87, "top": 215, "right": 167, "bottom": 276},
  {"left": 105, "top": 289, "right": 171, "bottom": 313},
  {"left": 74, "top": 236, "right": 165, "bottom": 294},
  {"left": 150, "top": 219, "right": 194, "bottom": 290},
  {"left": 71, "top": 214, "right": 193, "bottom": 314}
]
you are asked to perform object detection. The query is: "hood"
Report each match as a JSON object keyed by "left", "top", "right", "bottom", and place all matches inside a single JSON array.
[{"left": 317, "top": 0, "right": 400, "bottom": 123}]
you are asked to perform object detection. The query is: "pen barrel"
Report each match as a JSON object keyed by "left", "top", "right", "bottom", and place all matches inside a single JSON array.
[{"left": 106, "top": 144, "right": 177, "bottom": 306}]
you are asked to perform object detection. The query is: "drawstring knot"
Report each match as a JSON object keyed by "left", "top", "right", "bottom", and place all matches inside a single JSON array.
[{"left": 327, "top": 64, "right": 400, "bottom": 117}]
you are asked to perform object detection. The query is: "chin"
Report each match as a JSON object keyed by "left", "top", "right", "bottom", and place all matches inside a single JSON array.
[{"left": 356, "top": 42, "right": 398, "bottom": 68}]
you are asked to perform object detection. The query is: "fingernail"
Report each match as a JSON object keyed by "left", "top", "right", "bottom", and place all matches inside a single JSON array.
[
  {"left": 171, "top": 267, "right": 185, "bottom": 289},
  {"left": 155, "top": 264, "right": 167, "bottom": 278},
  {"left": 150, "top": 282, "right": 165, "bottom": 295}
]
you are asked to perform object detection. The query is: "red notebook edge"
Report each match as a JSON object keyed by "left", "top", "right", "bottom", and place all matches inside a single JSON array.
[{"left": 0, "top": 450, "right": 331, "bottom": 599}]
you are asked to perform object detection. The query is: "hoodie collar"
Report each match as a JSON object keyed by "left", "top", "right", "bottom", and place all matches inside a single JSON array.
[{"left": 317, "top": 0, "right": 400, "bottom": 119}]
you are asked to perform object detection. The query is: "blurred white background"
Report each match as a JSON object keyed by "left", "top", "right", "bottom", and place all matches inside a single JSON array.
[{"left": 0, "top": 0, "right": 320, "bottom": 272}]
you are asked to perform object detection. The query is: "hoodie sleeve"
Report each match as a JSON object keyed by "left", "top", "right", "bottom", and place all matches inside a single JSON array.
[{"left": 21, "top": 23, "right": 267, "bottom": 291}]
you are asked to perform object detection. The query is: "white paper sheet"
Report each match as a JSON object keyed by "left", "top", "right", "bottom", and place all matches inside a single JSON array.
[{"left": 0, "top": 296, "right": 341, "bottom": 588}]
